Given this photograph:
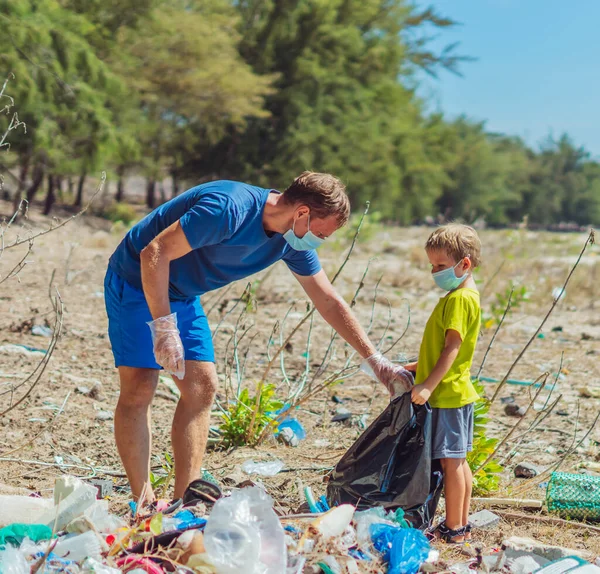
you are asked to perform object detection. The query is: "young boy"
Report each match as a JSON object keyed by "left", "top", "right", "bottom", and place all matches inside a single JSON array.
[{"left": 407, "top": 223, "right": 482, "bottom": 543}]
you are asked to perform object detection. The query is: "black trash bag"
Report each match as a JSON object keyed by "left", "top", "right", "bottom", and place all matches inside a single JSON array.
[{"left": 327, "top": 392, "right": 443, "bottom": 530}]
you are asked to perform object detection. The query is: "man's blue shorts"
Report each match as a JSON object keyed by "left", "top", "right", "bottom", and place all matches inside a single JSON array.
[{"left": 104, "top": 268, "right": 215, "bottom": 369}]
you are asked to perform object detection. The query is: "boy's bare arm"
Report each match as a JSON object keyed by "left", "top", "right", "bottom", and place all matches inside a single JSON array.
[{"left": 411, "top": 329, "right": 462, "bottom": 405}]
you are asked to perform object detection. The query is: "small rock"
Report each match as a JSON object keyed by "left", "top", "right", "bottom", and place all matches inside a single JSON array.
[
  {"left": 551, "top": 326, "right": 563, "bottom": 332},
  {"left": 96, "top": 410, "right": 113, "bottom": 421},
  {"left": 331, "top": 407, "right": 352, "bottom": 423},
  {"left": 505, "top": 404, "right": 527, "bottom": 417},
  {"left": 503, "top": 536, "right": 591, "bottom": 561},
  {"left": 579, "top": 386, "right": 600, "bottom": 399},
  {"left": 313, "top": 439, "right": 331, "bottom": 448},
  {"left": 500, "top": 396, "right": 516, "bottom": 404},
  {"left": 557, "top": 410, "right": 569, "bottom": 416},
  {"left": 32, "top": 325, "right": 53, "bottom": 337},
  {"left": 75, "top": 382, "right": 105, "bottom": 401},
  {"left": 581, "top": 332, "right": 594, "bottom": 341},
  {"left": 278, "top": 426, "right": 300, "bottom": 447},
  {"left": 87, "top": 478, "right": 113, "bottom": 498},
  {"left": 468, "top": 509, "right": 500, "bottom": 529},
  {"left": 515, "top": 463, "right": 539, "bottom": 479}
]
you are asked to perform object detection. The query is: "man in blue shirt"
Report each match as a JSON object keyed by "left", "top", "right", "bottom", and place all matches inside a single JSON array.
[{"left": 105, "top": 171, "right": 412, "bottom": 502}]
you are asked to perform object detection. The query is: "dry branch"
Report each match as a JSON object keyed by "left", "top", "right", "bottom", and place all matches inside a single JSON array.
[{"left": 490, "top": 229, "right": 595, "bottom": 403}]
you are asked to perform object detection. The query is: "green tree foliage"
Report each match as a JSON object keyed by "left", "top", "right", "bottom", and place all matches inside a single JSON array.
[{"left": 0, "top": 0, "right": 599, "bottom": 225}]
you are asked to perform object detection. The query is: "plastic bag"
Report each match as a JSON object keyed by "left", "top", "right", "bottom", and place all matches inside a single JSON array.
[
  {"left": 204, "top": 486, "right": 286, "bottom": 574},
  {"left": 241, "top": 459, "right": 284, "bottom": 476},
  {"left": 0, "top": 545, "right": 29, "bottom": 574},
  {"left": 361, "top": 353, "right": 414, "bottom": 397},
  {"left": 81, "top": 558, "right": 121, "bottom": 574},
  {"left": 388, "top": 528, "right": 430, "bottom": 574},
  {"left": 327, "top": 392, "right": 442, "bottom": 529},
  {"left": 0, "top": 524, "right": 52, "bottom": 546},
  {"left": 147, "top": 312, "right": 185, "bottom": 379},
  {"left": 0, "top": 496, "right": 54, "bottom": 528},
  {"left": 52, "top": 530, "right": 107, "bottom": 562}
]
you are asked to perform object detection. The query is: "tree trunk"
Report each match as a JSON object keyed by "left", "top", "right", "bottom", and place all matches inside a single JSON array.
[
  {"left": 55, "top": 176, "right": 64, "bottom": 202},
  {"left": 74, "top": 173, "right": 86, "bottom": 207},
  {"left": 67, "top": 176, "right": 74, "bottom": 197},
  {"left": 11, "top": 157, "right": 30, "bottom": 213},
  {"left": 159, "top": 182, "right": 166, "bottom": 204},
  {"left": 171, "top": 171, "right": 181, "bottom": 198},
  {"left": 26, "top": 164, "right": 44, "bottom": 204},
  {"left": 116, "top": 165, "right": 125, "bottom": 202},
  {"left": 43, "top": 174, "right": 56, "bottom": 216},
  {"left": 146, "top": 179, "right": 156, "bottom": 209}
]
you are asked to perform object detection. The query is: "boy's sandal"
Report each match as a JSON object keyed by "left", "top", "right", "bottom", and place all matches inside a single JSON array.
[
  {"left": 436, "top": 522, "right": 467, "bottom": 544},
  {"left": 464, "top": 522, "right": 473, "bottom": 540}
]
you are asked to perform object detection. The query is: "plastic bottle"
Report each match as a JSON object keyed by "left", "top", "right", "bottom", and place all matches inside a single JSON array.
[
  {"left": 204, "top": 486, "right": 285, "bottom": 574},
  {"left": 39, "top": 484, "right": 97, "bottom": 531}
]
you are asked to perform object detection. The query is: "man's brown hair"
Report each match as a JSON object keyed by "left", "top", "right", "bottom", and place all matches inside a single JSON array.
[
  {"left": 282, "top": 171, "right": 351, "bottom": 227},
  {"left": 425, "top": 223, "right": 482, "bottom": 268}
]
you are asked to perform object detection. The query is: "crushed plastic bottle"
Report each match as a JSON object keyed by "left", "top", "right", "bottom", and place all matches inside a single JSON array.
[{"left": 204, "top": 486, "right": 286, "bottom": 574}]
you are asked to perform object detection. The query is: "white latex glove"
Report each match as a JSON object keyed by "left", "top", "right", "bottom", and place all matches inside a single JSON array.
[
  {"left": 147, "top": 312, "right": 185, "bottom": 380},
  {"left": 361, "top": 352, "right": 414, "bottom": 398}
]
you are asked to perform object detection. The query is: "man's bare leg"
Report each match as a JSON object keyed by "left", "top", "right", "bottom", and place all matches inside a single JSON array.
[
  {"left": 171, "top": 360, "right": 218, "bottom": 499},
  {"left": 114, "top": 366, "right": 159, "bottom": 501}
]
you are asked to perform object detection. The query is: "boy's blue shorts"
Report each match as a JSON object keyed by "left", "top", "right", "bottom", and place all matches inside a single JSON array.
[{"left": 104, "top": 268, "right": 215, "bottom": 369}]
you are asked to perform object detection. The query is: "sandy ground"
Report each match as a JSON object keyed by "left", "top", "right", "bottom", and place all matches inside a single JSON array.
[{"left": 1, "top": 199, "right": 599, "bottom": 562}]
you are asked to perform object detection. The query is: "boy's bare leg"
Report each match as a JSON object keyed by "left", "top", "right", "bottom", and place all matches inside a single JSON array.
[
  {"left": 115, "top": 366, "right": 159, "bottom": 502},
  {"left": 441, "top": 458, "right": 467, "bottom": 540},
  {"left": 171, "top": 360, "right": 218, "bottom": 499},
  {"left": 462, "top": 460, "right": 473, "bottom": 526}
]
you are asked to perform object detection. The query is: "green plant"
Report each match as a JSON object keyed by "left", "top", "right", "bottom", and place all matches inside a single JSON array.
[
  {"left": 150, "top": 452, "right": 174, "bottom": 497},
  {"left": 219, "top": 383, "right": 284, "bottom": 447},
  {"left": 468, "top": 379, "right": 503, "bottom": 495},
  {"left": 482, "top": 283, "right": 529, "bottom": 329},
  {"left": 104, "top": 202, "right": 138, "bottom": 225}
]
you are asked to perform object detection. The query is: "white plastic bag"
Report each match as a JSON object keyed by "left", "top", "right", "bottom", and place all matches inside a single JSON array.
[
  {"left": 204, "top": 486, "right": 286, "bottom": 574},
  {"left": 0, "top": 496, "right": 54, "bottom": 527},
  {"left": 241, "top": 459, "right": 284, "bottom": 476},
  {"left": 0, "top": 545, "right": 29, "bottom": 574}
]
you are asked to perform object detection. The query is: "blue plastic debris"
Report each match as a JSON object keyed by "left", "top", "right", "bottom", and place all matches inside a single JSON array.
[{"left": 370, "top": 524, "right": 430, "bottom": 574}]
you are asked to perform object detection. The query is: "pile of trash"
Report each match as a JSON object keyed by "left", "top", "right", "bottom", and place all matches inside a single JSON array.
[
  {"left": 0, "top": 475, "right": 434, "bottom": 574},
  {"left": 1, "top": 475, "right": 600, "bottom": 574}
]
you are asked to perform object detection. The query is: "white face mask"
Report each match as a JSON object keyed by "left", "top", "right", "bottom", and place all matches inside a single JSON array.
[{"left": 283, "top": 215, "right": 325, "bottom": 251}]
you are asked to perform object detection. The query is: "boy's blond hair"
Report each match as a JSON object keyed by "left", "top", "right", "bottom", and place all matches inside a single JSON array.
[{"left": 425, "top": 224, "right": 482, "bottom": 268}]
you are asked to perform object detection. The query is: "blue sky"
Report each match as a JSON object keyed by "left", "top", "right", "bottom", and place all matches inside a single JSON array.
[{"left": 416, "top": 0, "right": 600, "bottom": 158}]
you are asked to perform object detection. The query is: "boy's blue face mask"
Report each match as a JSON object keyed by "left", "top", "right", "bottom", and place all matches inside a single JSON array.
[
  {"left": 432, "top": 259, "right": 469, "bottom": 291},
  {"left": 283, "top": 215, "right": 325, "bottom": 251}
]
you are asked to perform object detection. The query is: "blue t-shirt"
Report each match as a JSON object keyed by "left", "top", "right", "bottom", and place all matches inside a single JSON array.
[{"left": 108, "top": 181, "right": 321, "bottom": 300}]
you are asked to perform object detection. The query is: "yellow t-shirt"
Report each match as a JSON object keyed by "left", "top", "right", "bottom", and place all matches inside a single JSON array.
[{"left": 415, "top": 288, "right": 481, "bottom": 408}]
